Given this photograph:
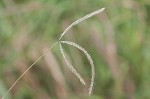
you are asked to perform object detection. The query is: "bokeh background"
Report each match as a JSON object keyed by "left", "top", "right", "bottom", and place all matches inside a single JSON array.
[{"left": 0, "top": 0, "right": 150, "bottom": 99}]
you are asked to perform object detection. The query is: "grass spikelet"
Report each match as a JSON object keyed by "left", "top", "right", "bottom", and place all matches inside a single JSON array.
[
  {"left": 60, "top": 41, "right": 95, "bottom": 95},
  {"left": 59, "top": 42, "right": 86, "bottom": 85},
  {"left": 59, "top": 8, "right": 105, "bottom": 40}
]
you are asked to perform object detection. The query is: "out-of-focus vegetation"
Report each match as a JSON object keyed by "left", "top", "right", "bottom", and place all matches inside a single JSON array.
[{"left": 0, "top": 0, "right": 150, "bottom": 99}]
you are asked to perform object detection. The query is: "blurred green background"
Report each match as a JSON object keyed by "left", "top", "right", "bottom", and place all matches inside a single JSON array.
[{"left": 0, "top": 0, "right": 150, "bottom": 99}]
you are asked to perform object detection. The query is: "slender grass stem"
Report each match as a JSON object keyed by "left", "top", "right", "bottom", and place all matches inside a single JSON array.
[{"left": 1, "top": 42, "right": 58, "bottom": 99}]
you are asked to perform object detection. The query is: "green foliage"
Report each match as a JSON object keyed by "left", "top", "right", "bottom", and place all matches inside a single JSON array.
[{"left": 0, "top": 0, "right": 149, "bottom": 99}]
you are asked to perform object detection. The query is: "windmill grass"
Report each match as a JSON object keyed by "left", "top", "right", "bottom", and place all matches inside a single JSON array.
[{"left": 1, "top": 8, "right": 105, "bottom": 99}]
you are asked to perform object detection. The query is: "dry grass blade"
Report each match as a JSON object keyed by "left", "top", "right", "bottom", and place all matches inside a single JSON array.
[{"left": 60, "top": 41, "right": 95, "bottom": 95}]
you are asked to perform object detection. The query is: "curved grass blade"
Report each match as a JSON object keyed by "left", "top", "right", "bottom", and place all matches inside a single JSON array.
[
  {"left": 60, "top": 41, "right": 95, "bottom": 95},
  {"left": 59, "top": 42, "right": 86, "bottom": 86}
]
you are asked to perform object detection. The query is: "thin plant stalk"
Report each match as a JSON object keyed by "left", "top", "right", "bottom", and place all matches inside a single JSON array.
[{"left": 1, "top": 8, "right": 105, "bottom": 99}]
